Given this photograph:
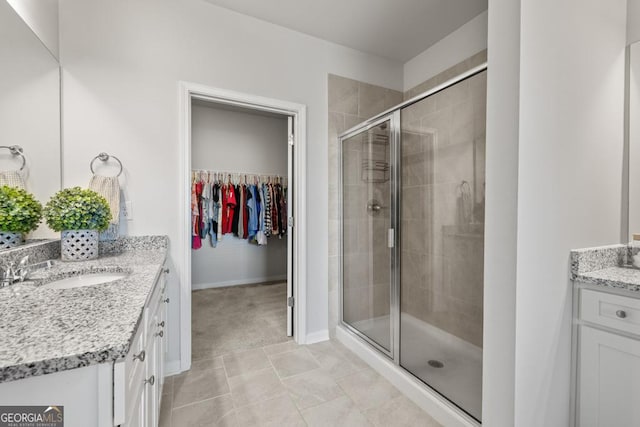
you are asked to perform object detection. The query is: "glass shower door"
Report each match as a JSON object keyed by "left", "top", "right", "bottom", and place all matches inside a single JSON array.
[
  {"left": 341, "top": 117, "right": 394, "bottom": 354},
  {"left": 399, "top": 70, "right": 486, "bottom": 421}
]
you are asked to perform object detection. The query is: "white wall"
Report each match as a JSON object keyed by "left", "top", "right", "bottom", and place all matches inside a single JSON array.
[
  {"left": 7, "top": 0, "right": 59, "bottom": 59},
  {"left": 403, "top": 11, "right": 487, "bottom": 92},
  {"left": 482, "top": 0, "right": 519, "bottom": 424},
  {"left": 59, "top": 0, "right": 403, "bottom": 365},
  {"left": 629, "top": 0, "right": 640, "bottom": 44},
  {"left": 190, "top": 104, "right": 288, "bottom": 288},
  {"left": 515, "top": 0, "right": 627, "bottom": 426}
]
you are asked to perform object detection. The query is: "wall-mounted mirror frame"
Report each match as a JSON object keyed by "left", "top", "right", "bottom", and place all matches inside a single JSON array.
[
  {"left": 0, "top": 0, "right": 61, "bottom": 247},
  {"left": 628, "top": 42, "right": 640, "bottom": 239}
]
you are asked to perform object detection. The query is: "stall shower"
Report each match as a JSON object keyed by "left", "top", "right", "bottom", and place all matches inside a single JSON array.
[{"left": 339, "top": 64, "right": 486, "bottom": 422}]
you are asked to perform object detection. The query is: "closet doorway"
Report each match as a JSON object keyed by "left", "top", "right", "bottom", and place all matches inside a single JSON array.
[{"left": 179, "top": 83, "right": 307, "bottom": 372}]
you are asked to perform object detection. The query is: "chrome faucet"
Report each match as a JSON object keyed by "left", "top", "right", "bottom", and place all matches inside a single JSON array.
[{"left": 1, "top": 256, "right": 30, "bottom": 287}]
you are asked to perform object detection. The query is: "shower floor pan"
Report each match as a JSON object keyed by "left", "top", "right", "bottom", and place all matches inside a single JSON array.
[{"left": 351, "top": 314, "right": 482, "bottom": 421}]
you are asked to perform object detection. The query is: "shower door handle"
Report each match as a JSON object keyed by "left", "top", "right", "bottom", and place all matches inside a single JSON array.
[{"left": 388, "top": 228, "right": 395, "bottom": 248}]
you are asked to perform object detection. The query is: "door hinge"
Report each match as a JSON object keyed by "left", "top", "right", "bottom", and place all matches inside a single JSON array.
[
  {"left": 288, "top": 216, "right": 294, "bottom": 228},
  {"left": 387, "top": 228, "right": 395, "bottom": 248},
  {"left": 287, "top": 296, "right": 295, "bottom": 307},
  {"left": 288, "top": 134, "right": 295, "bottom": 146}
]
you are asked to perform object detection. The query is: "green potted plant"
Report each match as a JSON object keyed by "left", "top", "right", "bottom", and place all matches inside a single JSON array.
[
  {"left": 0, "top": 186, "right": 43, "bottom": 249},
  {"left": 43, "top": 187, "right": 112, "bottom": 261}
]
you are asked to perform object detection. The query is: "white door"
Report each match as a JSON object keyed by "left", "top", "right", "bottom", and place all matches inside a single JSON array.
[
  {"left": 578, "top": 325, "right": 640, "bottom": 426},
  {"left": 286, "top": 116, "right": 294, "bottom": 337}
]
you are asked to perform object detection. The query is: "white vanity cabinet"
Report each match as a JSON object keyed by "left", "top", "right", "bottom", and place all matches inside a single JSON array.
[
  {"left": 0, "top": 264, "right": 170, "bottom": 427},
  {"left": 574, "top": 286, "right": 640, "bottom": 427},
  {"left": 115, "top": 267, "right": 169, "bottom": 427}
]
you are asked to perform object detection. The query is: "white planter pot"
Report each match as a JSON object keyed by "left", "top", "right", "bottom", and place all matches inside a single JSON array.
[
  {"left": 0, "top": 231, "right": 24, "bottom": 250},
  {"left": 61, "top": 229, "right": 99, "bottom": 261}
]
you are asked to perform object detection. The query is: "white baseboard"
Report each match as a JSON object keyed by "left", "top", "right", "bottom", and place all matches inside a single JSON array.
[
  {"left": 164, "top": 359, "right": 183, "bottom": 377},
  {"left": 304, "top": 329, "right": 330, "bottom": 345},
  {"left": 335, "top": 325, "right": 479, "bottom": 427},
  {"left": 192, "top": 275, "right": 286, "bottom": 290}
]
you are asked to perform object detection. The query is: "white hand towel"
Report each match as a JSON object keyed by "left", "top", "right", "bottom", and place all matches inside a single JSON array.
[
  {"left": 89, "top": 174, "right": 120, "bottom": 225},
  {"left": 0, "top": 171, "right": 25, "bottom": 189}
]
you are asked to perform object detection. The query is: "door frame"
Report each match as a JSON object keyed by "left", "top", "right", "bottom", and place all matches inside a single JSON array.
[{"left": 178, "top": 81, "right": 307, "bottom": 372}]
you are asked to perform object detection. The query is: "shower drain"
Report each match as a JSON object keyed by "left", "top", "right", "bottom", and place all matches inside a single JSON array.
[{"left": 428, "top": 360, "right": 444, "bottom": 368}]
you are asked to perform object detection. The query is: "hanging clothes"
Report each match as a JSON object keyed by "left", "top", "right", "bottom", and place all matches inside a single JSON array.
[
  {"left": 191, "top": 171, "right": 287, "bottom": 249},
  {"left": 242, "top": 185, "right": 249, "bottom": 239},
  {"left": 232, "top": 184, "right": 241, "bottom": 236},
  {"left": 223, "top": 183, "right": 237, "bottom": 235},
  {"left": 191, "top": 180, "right": 202, "bottom": 249},
  {"left": 279, "top": 184, "right": 288, "bottom": 237},
  {"left": 238, "top": 184, "right": 245, "bottom": 239},
  {"left": 262, "top": 183, "right": 272, "bottom": 238}
]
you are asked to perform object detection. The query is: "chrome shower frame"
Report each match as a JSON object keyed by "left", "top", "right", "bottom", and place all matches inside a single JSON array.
[{"left": 338, "top": 62, "right": 488, "bottom": 418}]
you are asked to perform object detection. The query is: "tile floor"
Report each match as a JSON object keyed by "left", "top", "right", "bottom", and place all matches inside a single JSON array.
[{"left": 160, "top": 283, "right": 441, "bottom": 426}]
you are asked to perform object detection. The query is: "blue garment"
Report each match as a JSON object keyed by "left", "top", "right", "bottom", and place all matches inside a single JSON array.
[{"left": 247, "top": 185, "right": 258, "bottom": 239}]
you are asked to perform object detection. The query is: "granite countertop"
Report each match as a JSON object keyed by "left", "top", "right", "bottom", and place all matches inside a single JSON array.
[
  {"left": 570, "top": 244, "right": 640, "bottom": 293},
  {"left": 0, "top": 236, "right": 168, "bottom": 383}
]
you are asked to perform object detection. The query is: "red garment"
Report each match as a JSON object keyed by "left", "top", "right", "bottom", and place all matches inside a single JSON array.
[
  {"left": 191, "top": 183, "right": 202, "bottom": 249},
  {"left": 223, "top": 184, "right": 237, "bottom": 234},
  {"left": 221, "top": 184, "right": 228, "bottom": 234},
  {"left": 242, "top": 185, "right": 249, "bottom": 239}
]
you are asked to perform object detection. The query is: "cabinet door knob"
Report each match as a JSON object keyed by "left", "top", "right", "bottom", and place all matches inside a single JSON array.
[
  {"left": 616, "top": 310, "right": 627, "bottom": 319},
  {"left": 163, "top": 297, "right": 170, "bottom": 304},
  {"left": 158, "top": 321, "right": 165, "bottom": 327},
  {"left": 162, "top": 268, "right": 170, "bottom": 274},
  {"left": 156, "top": 330, "right": 164, "bottom": 338},
  {"left": 144, "top": 375, "right": 155, "bottom": 386},
  {"left": 133, "top": 350, "right": 145, "bottom": 362}
]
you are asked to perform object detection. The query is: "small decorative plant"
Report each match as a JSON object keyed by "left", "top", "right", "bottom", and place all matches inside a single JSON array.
[
  {"left": 43, "top": 187, "right": 111, "bottom": 232},
  {"left": 0, "top": 185, "right": 42, "bottom": 238}
]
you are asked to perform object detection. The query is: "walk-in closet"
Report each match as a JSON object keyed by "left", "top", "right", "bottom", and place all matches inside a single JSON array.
[{"left": 189, "top": 100, "right": 293, "bottom": 361}]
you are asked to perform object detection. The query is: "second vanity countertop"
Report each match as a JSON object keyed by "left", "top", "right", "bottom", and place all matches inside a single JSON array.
[
  {"left": 0, "top": 236, "right": 168, "bottom": 383},
  {"left": 570, "top": 244, "right": 640, "bottom": 293}
]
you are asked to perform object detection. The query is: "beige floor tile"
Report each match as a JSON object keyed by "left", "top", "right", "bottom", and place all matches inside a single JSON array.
[
  {"left": 307, "top": 342, "right": 366, "bottom": 380},
  {"left": 263, "top": 340, "right": 298, "bottom": 356},
  {"left": 301, "top": 395, "right": 372, "bottom": 427},
  {"left": 173, "top": 366, "right": 229, "bottom": 408},
  {"left": 269, "top": 348, "right": 320, "bottom": 378},
  {"left": 223, "top": 348, "right": 271, "bottom": 378},
  {"left": 228, "top": 367, "right": 287, "bottom": 408},
  {"left": 337, "top": 369, "right": 401, "bottom": 411},
  {"left": 364, "top": 395, "right": 442, "bottom": 427},
  {"left": 282, "top": 369, "right": 345, "bottom": 410},
  {"left": 234, "top": 394, "right": 306, "bottom": 427},
  {"left": 159, "top": 395, "right": 172, "bottom": 427},
  {"left": 171, "top": 394, "right": 236, "bottom": 427}
]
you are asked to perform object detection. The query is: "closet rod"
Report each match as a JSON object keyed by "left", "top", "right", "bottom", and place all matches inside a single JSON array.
[{"left": 191, "top": 169, "right": 286, "bottom": 184}]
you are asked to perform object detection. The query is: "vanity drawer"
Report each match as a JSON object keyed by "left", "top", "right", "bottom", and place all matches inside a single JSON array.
[{"left": 580, "top": 289, "right": 640, "bottom": 336}]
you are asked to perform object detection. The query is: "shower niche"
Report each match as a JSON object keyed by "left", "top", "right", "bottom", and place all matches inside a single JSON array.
[{"left": 339, "top": 65, "right": 487, "bottom": 422}]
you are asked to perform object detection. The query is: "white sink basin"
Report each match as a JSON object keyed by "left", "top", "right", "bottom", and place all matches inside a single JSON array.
[{"left": 42, "top": 272, "right": 128, "bottom": 290}]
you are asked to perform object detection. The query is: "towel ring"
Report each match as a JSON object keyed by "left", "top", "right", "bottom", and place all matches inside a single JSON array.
[
  {"left": 0, "top": 145, "right": 26, "bottom": 171},
  {"left": 90, "top": 152, "right": 123, "bottom": 177}
]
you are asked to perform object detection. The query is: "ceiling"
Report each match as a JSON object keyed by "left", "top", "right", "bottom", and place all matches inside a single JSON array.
[{"left": 202, "top": 0, "right": 487, "bottom": 62}]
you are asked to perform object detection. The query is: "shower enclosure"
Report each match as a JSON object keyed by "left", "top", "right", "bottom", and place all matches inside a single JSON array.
[{"left": 339, "top": 64, "right": 486, "bottom": 422}]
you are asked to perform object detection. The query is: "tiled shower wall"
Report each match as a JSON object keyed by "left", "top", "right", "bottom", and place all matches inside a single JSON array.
[
  {"left": 327, "top": 75, "right": 402, "bottom": 333},
  {"left": 327, "top": 50, "right": 487, "bottom": 338},
  {"left": 400, "top": 70, "right": 486, "bottom": 348}
]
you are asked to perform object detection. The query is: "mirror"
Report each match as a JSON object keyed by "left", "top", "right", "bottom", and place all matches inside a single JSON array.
[
  {"left": 629, "top": 41, "right": 640, "bottom": 238},
  {"left": 0, "top": 0, "right": 61, "bottom": 241}
]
